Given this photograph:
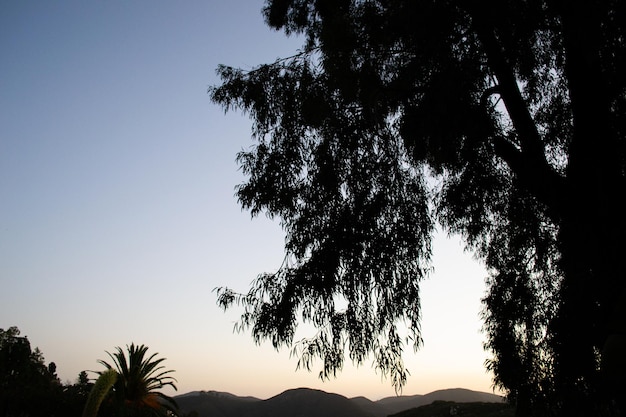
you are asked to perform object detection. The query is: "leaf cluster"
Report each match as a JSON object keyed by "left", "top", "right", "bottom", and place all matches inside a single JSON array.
[{"left": 98, "top": 343, "right": 179, "bottom": 417}]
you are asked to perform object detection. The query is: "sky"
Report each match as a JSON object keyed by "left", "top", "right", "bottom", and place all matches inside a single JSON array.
[{"left": 1, "top": 0, "right": 497, "bottom": 400}]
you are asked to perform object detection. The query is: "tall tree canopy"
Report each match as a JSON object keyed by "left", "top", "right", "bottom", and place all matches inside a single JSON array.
[{"left": 211, "top": 1, "right": 626, "bottom": 416}]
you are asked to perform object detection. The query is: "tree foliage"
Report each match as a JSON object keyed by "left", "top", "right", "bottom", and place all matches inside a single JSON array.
[
  {"left": 0, "top": 326, "right": 63, "bottom": 416},
  {"left": 0, "top": 328, "right": 181, "bottom": 417},
  {"left": 211, "top": 1, "right": 625, "bottom": 416},
  {"left": 97, "top": 343, "right": 179, "bottom": 417},
  {"left": 82, "top": 369, "right": 118, "bottom": 417}
]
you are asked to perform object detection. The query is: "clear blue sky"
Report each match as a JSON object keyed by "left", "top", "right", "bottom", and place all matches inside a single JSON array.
[{"left": 1, "top": 0, "right": 496, "bottom": 400}]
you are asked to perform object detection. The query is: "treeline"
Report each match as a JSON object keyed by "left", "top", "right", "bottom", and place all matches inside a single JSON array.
[
  {"left": 0, "top": 326, "right": 92, "bottom": 416},
  {"left": 1, "top": 326, "right": 191, "bottom": 417}
]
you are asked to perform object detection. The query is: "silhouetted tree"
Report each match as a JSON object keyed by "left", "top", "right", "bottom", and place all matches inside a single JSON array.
[
  {"left": 0, "top": 327, "right": 63, "bottom": 416},
  {"left": 96, "top": 343, "right": 179, "bottom": 417},
  {"left": 77, "top": 371, "right": 92, "bottom": 395},
  {"left": 59, "top": 371, "right": 94, "bottom": 416},
  {"left": 211, "top": 1, "right": 626, "bottom": 416}
]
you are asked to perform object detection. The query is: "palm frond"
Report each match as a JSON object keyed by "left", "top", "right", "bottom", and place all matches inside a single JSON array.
[{"left": 97, "top": 343, "right": 179, "bottom": 416}]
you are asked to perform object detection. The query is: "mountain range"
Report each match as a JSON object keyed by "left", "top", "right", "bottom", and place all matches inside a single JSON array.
[{"left": 175, "top": 387, "right": 506, "bottom": 417}]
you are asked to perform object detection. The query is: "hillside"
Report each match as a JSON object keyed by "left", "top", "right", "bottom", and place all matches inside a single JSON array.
[
  {"left": 175, "top": 387, "right": 505, "bottom": 417},
  {"left": 390, "top": 400, "right": 514, "bottom": 417},
  {"left": 175, "top": 391, "right": 260, "bottom": 417},
  {"left": 377, "top": 388, "right": 503, "bottom": 415},
  {"left": 252, "top": 388, "right": 375, "bottom": 417}
]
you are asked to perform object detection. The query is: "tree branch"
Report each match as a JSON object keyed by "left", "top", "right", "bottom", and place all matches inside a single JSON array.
[{"left": 467, "top": 9, "right": 566, "bottom": 219}]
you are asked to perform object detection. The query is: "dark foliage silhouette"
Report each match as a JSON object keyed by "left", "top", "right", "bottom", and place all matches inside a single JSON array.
[
  {"left": 0, "top": 327, "right": 62, "bottom": 416},
  {"left": 0, "top": 328, "right": 179, "bottom": 417},
  {"left": 211, "top": 1, "right": 626, "bottom": 416},
  {"left": 0, "top": 326, "right": 93, "bottom": 417},
  {"left": 96, "top": 343, "right": 179, "bottom": 417}
]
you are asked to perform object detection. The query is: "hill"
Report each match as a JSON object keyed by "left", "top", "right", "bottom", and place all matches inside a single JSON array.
[
  {"left": 175, "top": 387, "right": 505, "bottom": 417},
  {"left": 253, "top": 388, "right": 375, "bottom": 417},
  {"left": 390, "top": 400, "right": 514, "bottom": 417},
  {"left": 377, "top": 389, "right": 503, "bottom": 415},
  {"left": 174, "top": 391, "right": 260, "bottom": 417}
]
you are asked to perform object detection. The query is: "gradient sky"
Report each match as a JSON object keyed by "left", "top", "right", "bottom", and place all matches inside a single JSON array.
[{"left": 1, "top": 0, "right": 497, "bottom": 400}]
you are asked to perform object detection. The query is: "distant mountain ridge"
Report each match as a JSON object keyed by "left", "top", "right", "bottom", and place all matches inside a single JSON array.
[{"left": 175, "top": 387, "right": 504, "bottom": 417}]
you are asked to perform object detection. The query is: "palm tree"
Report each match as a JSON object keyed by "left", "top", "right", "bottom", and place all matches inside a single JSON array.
[{"left": 97, "top": 343, "right": 179, "bottom": 417}]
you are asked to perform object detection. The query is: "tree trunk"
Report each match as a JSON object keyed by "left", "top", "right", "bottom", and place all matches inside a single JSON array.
[{"left": 552, "top": 2, "right": 626, "bottom": 414}]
